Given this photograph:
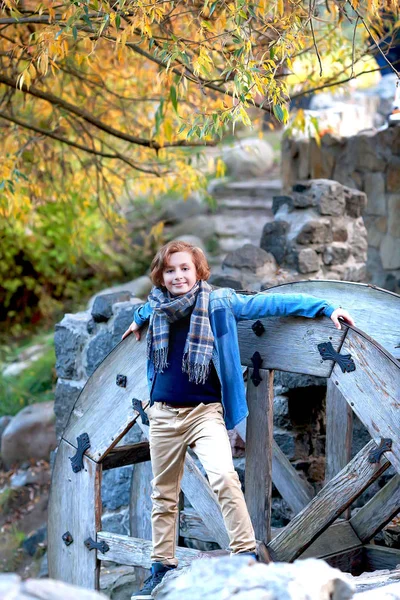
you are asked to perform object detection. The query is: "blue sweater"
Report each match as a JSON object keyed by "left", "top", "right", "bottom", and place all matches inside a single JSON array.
[{"left": 151, "top": 313, "right": 221, "bottom": 406}]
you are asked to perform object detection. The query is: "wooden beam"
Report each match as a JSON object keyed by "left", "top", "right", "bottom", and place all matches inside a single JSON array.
[
  {"left": 268, "top": 439, "right": 390, "bottom": 562},
  {"left": 48, "top": 439, "right": 101, "bottom": 588},
  {"left": 102, "top": 441, "right": 150, "bottom": 471},
  {"left": 262, "top": 280, "right": 400, "bottom": 360},
  {"left": 179, "top": 509, "right": 217, "bottom": 543},
  {"left": 245, "top": 369, "right": 274, "bottom": 543},
  {"left": 64, "top": 330, "right": 149, "bottom": 462},
  {"left": 332, "top": 327, "right": 400, "bottom": 475},
  {"left": 325, "top": 379, "right": 353, "bottom": 485},
  {"left": 299, "top": 520, "right": 361, "bottom": 559},
  {"left": 363, "top": 545, "right": 400, "bottom": 572},
  {"left": 238, "top": 316, "right": 345, "bottom": 375},
  {"left": 350, "top": 474, "right": 400, "bottom": 542},
  {"left": 96, "top": 532, "right": 200, "bottom": 569}
]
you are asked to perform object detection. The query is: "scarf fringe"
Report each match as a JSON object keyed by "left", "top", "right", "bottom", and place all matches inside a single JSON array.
[
  {"left": 152, "top": 346, "right": 169, "bottom": 373},
  {"left": 182, "top": 355, "right": 211, "bottom": 385}
]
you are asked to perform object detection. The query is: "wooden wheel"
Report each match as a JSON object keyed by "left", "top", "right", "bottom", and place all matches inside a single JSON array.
[{"left": 48, "top": 281, "right": 400, "bottom": 588}]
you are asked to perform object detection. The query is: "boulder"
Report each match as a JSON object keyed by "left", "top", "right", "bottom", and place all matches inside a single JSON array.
[
  {"left": 0, "top": 574, "right": 108, "bottom": 599},
  {"left": 208, "top": 273, "right": 244, "bottom": 290},
  {"left": 260, "top": 220, "right": 289, "bottom": 264},
  {"left": 155, "top": 556, "right": 354, "bottom": 600},
  {"left": 363, "top": 172, "right": 386, "bottom": 216},
  {"left": 88, "top": 277, "right": 152, "bottom": 307},
  {"left": 54, "top": 379, "right": 84, "bottom": 440},
  {"left": 22, "top": 525, "right": 47, "bottom": 557},
  {"left": 323, "top": 243, "right": 351, "bottom": 266},
  {"left": 91, "top": 291, "right": 133, "bottom": 323},
  {"left": 173, "top": 235, "right": 206, "bottom": 251},
  {"left": 222, "top": 137, "right": 274, "bottom": 180},
  {"left": 222, "top": 244, "right": 277, "bottom": 284},
  {"left": 54, "top": 312, "right": 90, "bottom": 380},
  {"left": 343, "top": 188, "right": 367, "bottom": 219},
  {"left": 297, "top": 248, "right": 320, "bottom": 273},
  {"left": 1, "top": 401, "right": 57, "bottom": 469},
  {"left": 0, "top": 415, "right": 12, "bottom": 450},
  {"left": 85, "top": 331, "right": 114, "bottom": 377}
]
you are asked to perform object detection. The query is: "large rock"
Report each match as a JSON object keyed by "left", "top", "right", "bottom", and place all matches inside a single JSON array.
[
  {"left": 54, "top": 379, "right": 84, "bottom": 440},
  {"left": 155, "top": 556, "right": 354, "bottom": 600},
  {"left": 222, "top": 244, "right": 277, "bottom": 286},
  {"left": 222, "top": 138, "right": 274, "bottom": 180},
  {"left": 1, "top": 401, "right": 57, "bottom": 469},
  {"left": 55, "top": 312, "right": 90, "bottom": 379},
  {"left": 91, "top": 291, "right": 133, "bottom": 323},
  {"left": 88, "top": 277, "right": 152, "bottom": 307},
  {"left": 260, "top": 220, "right": 289, "bottom": 264},
  {"left": 0, "top": 573, "right": 108, "bottom": 599}
]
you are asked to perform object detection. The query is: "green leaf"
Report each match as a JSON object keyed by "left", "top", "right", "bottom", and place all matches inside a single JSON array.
[
  {"left": 72, "top": 26, "right": 78, "bottom": 41},
  {"left": 115, "top": 14, "right": 121, "bottom": 30},
  {"left": 170, "top": 85, "right": 178, "bottom": 114},
  {"left": 209, "top": 1, "right": 218, "bottom": 16},
  {"left": 273, "top": 105, "right": 284, "bottom": 122}
]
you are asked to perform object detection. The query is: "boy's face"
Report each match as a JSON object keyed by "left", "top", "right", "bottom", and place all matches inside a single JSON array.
[{"left": 162, "top": 251, "right": 198, "bottom": 296}]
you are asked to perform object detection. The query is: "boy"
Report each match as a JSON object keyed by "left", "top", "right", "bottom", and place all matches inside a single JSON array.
[{"left": 122, "top": 241, "right": 354, "bottom": 599}]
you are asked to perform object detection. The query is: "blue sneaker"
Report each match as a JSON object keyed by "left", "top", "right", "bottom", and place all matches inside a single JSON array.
[{"left": 131, "top": 562, "right": 176, "bottom": 599}]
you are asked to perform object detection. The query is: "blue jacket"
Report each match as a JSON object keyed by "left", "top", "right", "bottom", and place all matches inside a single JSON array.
[{"left": 134, "top": 288, "right": 336, "bottom": 430}]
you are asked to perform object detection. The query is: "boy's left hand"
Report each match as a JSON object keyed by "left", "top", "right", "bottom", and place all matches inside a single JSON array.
[{"left": 330, "top": 308, "right": 355, "bottom": 330}]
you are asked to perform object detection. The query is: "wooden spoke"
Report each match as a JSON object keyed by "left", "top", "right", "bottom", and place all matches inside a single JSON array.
[
  {"left": 350, "top": 474, "right": 400, "bottom": 543},
  {"left": 268, "top": 439, "right": 390, "bottom": 562},
  {"left": 102, "top": 441, "right": 150, "bottom": 471}
]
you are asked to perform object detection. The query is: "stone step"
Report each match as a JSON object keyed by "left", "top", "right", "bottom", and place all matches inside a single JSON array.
[
  {"left": 210, "top": 178, "right": 282, "bottom": 199},
  {"left": 216, "top": 197, "right": 273, "bottom": 211}
]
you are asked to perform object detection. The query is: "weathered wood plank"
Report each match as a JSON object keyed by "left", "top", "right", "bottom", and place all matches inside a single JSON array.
[
  {"left": 350, "top": 475, "right": 400, "bottom": 542},
  {"left": 363, "top": 545, "right": 400, "bottom": 572},
  {"left": 332, "top": 327, "right": 400, "bottom": 475},
  {"left": 299, "top": 521, "right": 362, "bottom": 559},
  {"left": 64, "top": 330, "right": 149, "bottom": 461},
  {"left": 97, "top": 532, "right": 200, "bottom": 568},
  {"left": 263, "top": 280, "right": 400, "bottom": 360},
  {"left": 245, "top": 369, "right": 274, "bottom": 543},
  {"left": 129, "top": 460, "right": 153, "bottom": 541},
  {"left": 235, "top": 421, "right": 314, "bottom": 516},
  {"left": 129, "top": 460, "right": 154, "bottom": 591},
  {"left": 272, "top": 442, "right": 314, "bottom": 515},
  {"left": 238, "top": 316, "right": 345, "bottom": 375},
  {"left": 102, "top": 442, "right": 150, "bottom": 471},
  {"left": 324, "top": 547, "right": 364, "bottom": 575},
  {"left": 135, "top": 417, "right": 230, "bottom": 550},
  {"left": 179, "top": 509, "right": 217, "bottom": 543},
  {"left": 48, "top": 439, "right": 101, "bottom": 588},
  {"left": 325, "top": 379, "right": 353, "bottom": 517},
  {"left": 268, "top": 440, "right": 390, "bottom": 562}
]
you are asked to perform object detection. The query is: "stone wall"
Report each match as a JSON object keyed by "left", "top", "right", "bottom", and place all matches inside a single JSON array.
[
  {"left": 259, "top": 179, "right": 368, "bottom": 283},
  {"left": 54, "top": 290, "right": 147, "bottom": 535},
  {"left": 281, "top": 128, "right": 400, "bottom": 292}
]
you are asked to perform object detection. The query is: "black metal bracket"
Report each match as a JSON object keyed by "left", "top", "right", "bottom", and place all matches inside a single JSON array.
[
  {"left": 368, "top": 438, "right": 392, "bottom": 464},
  {"left": 62, "top": 531, "right": 73, "bottom": 546},
  {"left": 70, "top": 433, "right": 90, "bottom": 473},
  {"left": 132, "top": 398, "right": 150, "bottom": 426},
  {"left": 251, "top": 320, "right": 265, "bottom": 337},
  {"left": 250, "top": 352, "right": 263, "bottom": 387},
  {"left": 317, "top": 342, "right": 356, "bottom": 373},
  {"left": 84, "top": 537, "right": 109, "bottom": 554},
  {"left": 116, "top": 373, "right": 127, "bottom": 388}
]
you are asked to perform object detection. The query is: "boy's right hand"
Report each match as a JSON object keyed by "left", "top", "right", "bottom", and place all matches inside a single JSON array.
[{"left": 121, "top": 321, "right": 142, "bottom": 341}]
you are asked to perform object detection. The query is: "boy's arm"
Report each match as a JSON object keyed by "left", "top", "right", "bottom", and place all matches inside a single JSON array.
[
  {"left": 121, "top": 301, "right": 152, "bottom": 341},
  {"left": 231, "top": 292, "right": 336, "bottom": 322},
  {"left": 133, "top": 301, "right": 152, "bottom": 327}
]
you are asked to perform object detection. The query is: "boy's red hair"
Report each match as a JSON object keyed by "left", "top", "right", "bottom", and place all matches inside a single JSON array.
[{"left": 150, "top": 241, "right": 210, "bottom": 287}]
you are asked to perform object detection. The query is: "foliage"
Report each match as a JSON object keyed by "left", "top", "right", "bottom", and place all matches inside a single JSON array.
[
  {"left": 0, "top": 335, "right": 56, "bottom": 416},
  {"left": 0, "top": 0, "right": 399, "bottom": 328}
]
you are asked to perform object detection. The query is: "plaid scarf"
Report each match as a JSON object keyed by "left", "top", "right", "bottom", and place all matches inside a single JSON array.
[{"left": 147, "top": 280, "right": 214, "bottom": 385}]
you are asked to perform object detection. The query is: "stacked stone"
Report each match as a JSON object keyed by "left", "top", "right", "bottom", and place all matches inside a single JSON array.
[
  {"left": 260, "top": 179, "right": 368, "bottom": 282},
  {"left": 54, "top": 289, "right": 148, "bottom": 535},
  {"left": 282, "top": 127, "right": 400, "bottom": 292}
]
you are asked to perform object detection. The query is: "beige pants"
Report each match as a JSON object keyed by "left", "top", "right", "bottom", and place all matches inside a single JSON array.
[{"left": 148, "top": 401, "right": 256, "bottom": 566}]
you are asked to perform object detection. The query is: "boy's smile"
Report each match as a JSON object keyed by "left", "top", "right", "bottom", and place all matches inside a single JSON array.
[{"left": 162, "top": 251, "right": 197, "bottom": 296}]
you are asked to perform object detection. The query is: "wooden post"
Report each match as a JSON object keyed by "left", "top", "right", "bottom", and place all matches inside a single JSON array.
[
  {"left": 245, "top": 369, "right": 274, "bottom": 544},
  {"left": 325, "top": 379, "right": 353, "bottom": 518}
]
